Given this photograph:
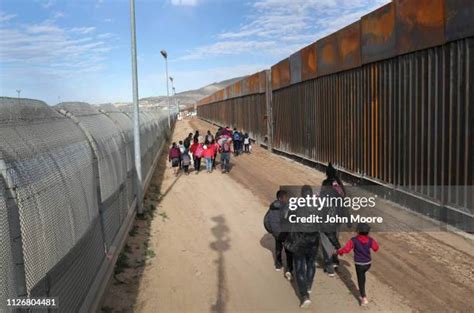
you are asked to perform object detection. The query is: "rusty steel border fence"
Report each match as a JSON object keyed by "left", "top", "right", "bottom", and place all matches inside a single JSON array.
[
  {"left": 196, "top": 0, "right": 473, "bottom": 232},
  {"left": 197, "top": 93, "right": 267, "bottom": 143}
]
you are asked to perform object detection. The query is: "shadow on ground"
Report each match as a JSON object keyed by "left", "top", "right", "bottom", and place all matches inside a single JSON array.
[{"left": 210, "top": 215, "right": 231, "bottom": 313}]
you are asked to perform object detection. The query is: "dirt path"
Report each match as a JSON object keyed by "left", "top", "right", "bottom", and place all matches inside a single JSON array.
[{"left": 101, "top": 118, "right": 474, "bottom": 313}]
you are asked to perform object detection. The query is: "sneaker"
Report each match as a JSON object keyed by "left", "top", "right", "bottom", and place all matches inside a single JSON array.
[
  {"left": 275, "top": 264, "right": 282, "bottom": 271},
  {"left": 360, "top": 297, "right": 369, "bottom": 305},
  {"left": 300, "top": 297, "right": 311, "bottom": 308},
  {"left": 285, "top": 271, "right": 292, "bottom": 281},
  {"left": 307, "top": 289, "right": 312, "bottom": 294},
  {"left": 325, "top": 266, "right": 335, "bottom": 277}
]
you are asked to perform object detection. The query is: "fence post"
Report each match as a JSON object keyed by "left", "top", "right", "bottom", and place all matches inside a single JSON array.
[{"left": 265, "top": 69, "right": 274, "bottom": 150}]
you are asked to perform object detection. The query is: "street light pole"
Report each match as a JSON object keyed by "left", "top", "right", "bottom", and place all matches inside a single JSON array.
[
  {"left": 130, "top": 0, "right": 143, "bottom": 214},
  {"left": 169, "top": 77, "right": 180, "bottom": 116},
  {"left": 172, "top": 86, "right": 179, "bottom": 114},
  {"left": 160, "top": 50, "right": 171, "bottom": 128},
  {"left": 16, "top": 89, "right": 21, "bottom": 104},
  {"left": 169, "top": 77, "right": 174, "bottom": 114}
]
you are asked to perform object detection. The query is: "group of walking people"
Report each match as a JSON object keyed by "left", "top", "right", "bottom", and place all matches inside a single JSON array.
[
  {"left": 168, "top": 126, "right": 252, "bottom": 176},
  {"left": 264, "top": 163, "right": 379, "bottom": 309}
]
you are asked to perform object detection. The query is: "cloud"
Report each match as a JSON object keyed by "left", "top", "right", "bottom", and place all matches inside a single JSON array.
[
  {"left": 180, "top": 0, "right": 389, "bottom": 60},
  {"left": 104, "top": 18, "right": 113, "bottom": 23},
  {"left": 0, "top": 19, "right": 115, "bottom": 78},
  {"left": 95, "top": 0, "right": 105, "bottom": 9},
  {"left": 0, "top": 12, "right": 17, "bottom": 23},
  {"left": 53, "top": 11, "right": 65, "bottom": 19},
  {"left": 171, "top": 0, "right": 199, "bottom": 6},
  {"left": 179, "top": 40, "right": 277, "bottom": 60},
  {"left": 70, "top": 27, "right": 96, "bottom": 34},
  {"left": 39, "top": 0, "right": 55, "bottom": 9}
]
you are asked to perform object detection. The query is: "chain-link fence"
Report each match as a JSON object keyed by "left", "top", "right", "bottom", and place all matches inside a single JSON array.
[{"left": 0, "top": 97, "right": 172, "bottom": 312}]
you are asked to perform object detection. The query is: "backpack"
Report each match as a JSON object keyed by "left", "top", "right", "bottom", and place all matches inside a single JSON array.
[
  {"left": 244, "top": 137, "right": 250, "bottom": 145},
  {"left": 194, "top": 145, "right": 203, "bottom": 158},
  {"left": 182, "top": 154, "right": 191, "bottom": 166},
  {"left": 206, "top": 134, "right": 213, "bottom": 142},
  {"left": 233, "top": 132, "right": 241, "bottom": 141},
  {"left": 263, "top": 210, "right": 272, "bottom": 233},
  {"left": 221, "top": 140, "right": 231, "bottom": 153}
]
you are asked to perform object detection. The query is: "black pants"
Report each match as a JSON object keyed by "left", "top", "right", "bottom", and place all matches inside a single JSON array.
[
  {"left": 234, "top": 141, "right": 240, "bottom": 155},
  {"left": 322, "top": 231, "right": 341, "bottom": 269},
  {"left": 244, "top": 143, "right": 250, "bottom": 152},
  {"left": 275, "top": 237, "right": 293, "bottom": 272},
  {"left": 294, "top": 250, "right": 318, "bottom": 298},
  {"left": 212, "top": 154, "right": 217, "bottom": 168},
  {"left": 355, "top": 264, "right": 371, "bottom": 297},
  {"left": 194, "top": 157, "right": 201, "bottom": 171}
]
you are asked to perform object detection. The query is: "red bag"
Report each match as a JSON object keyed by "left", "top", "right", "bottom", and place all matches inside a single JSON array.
[{"left": 194, "top": 145, "right": 203, "bottom": 158}]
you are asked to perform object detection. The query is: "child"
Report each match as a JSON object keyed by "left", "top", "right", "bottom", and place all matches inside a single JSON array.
[
  {"left": 178, "top": 140, "right": 185, "bottom": 169},
  {"left": 239, "top": 130, "right": 245, "bottom": 154},
  {"left": 202, "top": 141, "right": 214, "bottom": 173},
  {"left": 263, "top": 190, "right": 293, "bottom": 277},
  {"left": 168, "top": 142, "right": 181, "bottom": 176},
  {"left": 189, "top": 138, "right": 202, "bottom": 174},
  {"left": 178, "top": 140, "right": 185, "bottom": 154},
  {"left": 243, "top": 133, "right": 250, "bottom": 153},
  {"left": 336, "top": 223, "right": 379, "bottom": 306},
  {"left": 181, "top": 153, "right": 191, "bottom": 175}
]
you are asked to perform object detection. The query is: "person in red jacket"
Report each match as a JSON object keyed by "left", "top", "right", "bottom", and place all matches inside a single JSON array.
[
  {"left": 189, "top": 138, "right": 202, "bottom": 174},
  {"left": 335, "top": 223, "right": 379, "bottom": 306},
  {"left": 168, "top": 142, "right": 181, "bottom": 176}
]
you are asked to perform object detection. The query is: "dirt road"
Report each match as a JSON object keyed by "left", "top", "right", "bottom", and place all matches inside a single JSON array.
[{"left": 101, "top": 118, "right": 474, "bottom": 313}]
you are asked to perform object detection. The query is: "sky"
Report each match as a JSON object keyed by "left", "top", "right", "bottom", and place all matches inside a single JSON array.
[{"left": 0, "top": 0, "right": 389, "bottom": 105}]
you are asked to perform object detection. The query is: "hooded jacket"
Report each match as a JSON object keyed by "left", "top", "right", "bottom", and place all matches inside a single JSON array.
[{"left": 338, "top": 235, "right": 379, "bottom": 265}]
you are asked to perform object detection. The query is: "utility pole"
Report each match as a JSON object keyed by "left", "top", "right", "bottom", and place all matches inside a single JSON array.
[
  {"left": 160, "top": 50, "right": 171, "bottom": 128},
  {"left": 130, "top": 0, "right": 143, "bottom": 214}
]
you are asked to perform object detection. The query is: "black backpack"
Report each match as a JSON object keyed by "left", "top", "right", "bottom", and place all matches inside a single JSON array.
[{"left": 263, "top": 210, "right": 272, "bottom": 233}]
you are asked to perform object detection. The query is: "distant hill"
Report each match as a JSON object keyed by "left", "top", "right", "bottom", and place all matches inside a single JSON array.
[{"left": 112, "top": 76, "right": 244, "bottom": 111}]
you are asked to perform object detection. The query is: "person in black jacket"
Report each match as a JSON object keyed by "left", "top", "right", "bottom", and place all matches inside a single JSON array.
[
  {"left": 264, "top": 190, "right": 293, "bottom": 277},
  {"left": 285, "top": 185, "right": 320, "bottom": 308},
  {"left": 193, "top": 130, "right": 200, "bottom": 142},
  {"left": 319, "top": 162, "right": 347, "bottom": 276},
  {"left": 183, "top": 133, "right": 193, "bottom": 153}
]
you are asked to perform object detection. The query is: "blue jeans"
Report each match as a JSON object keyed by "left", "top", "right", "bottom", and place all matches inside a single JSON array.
[
  {"left": 220, "top": 152, "right": 230, "bottom": 171},
  {"left": 294, "top": 250, "right": 318, "bottom": 298},
  {"left": 205, "top": 157, "right": 212, "bottom": 172}
]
